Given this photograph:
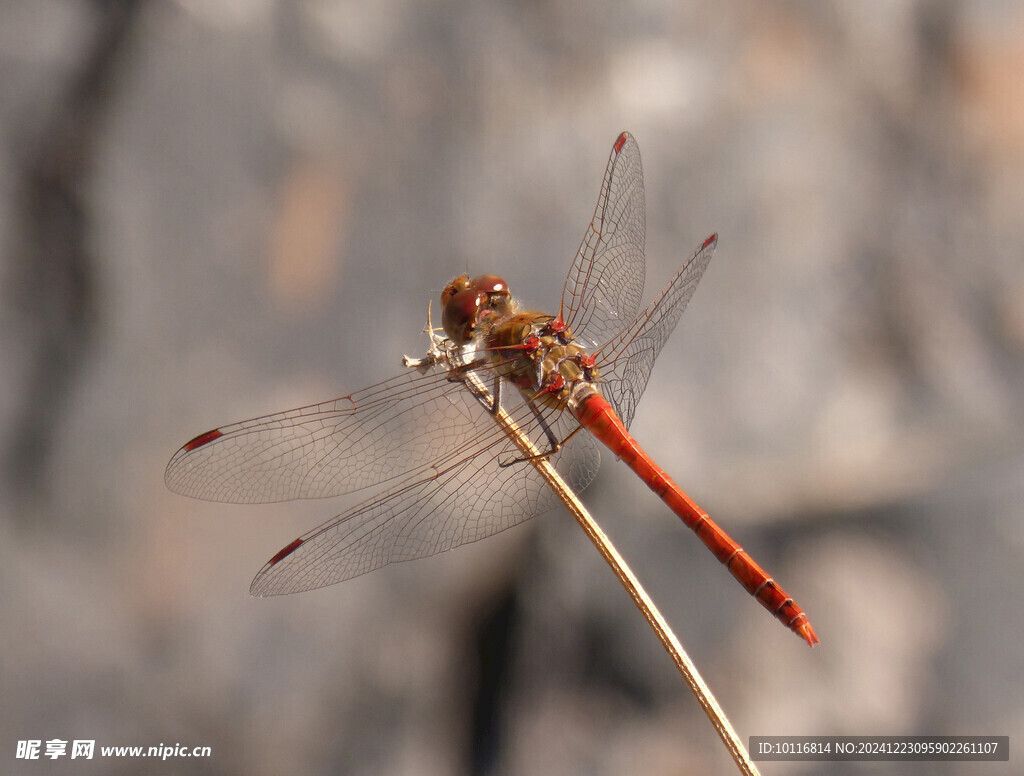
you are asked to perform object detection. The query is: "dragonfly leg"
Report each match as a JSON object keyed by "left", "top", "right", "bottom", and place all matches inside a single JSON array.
[
  {"left": 488, "top": 375, "right": 502, "bottom": 414},
  {"left": 497, "top": 399, "right": 583, "bottom": 468}
]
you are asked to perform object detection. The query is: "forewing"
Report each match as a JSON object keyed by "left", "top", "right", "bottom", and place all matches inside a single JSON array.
[
  {"left": 165, "top": 366, "right": 502, "bottom": 504},
  {"left": 594, "top": 234, "right": 717, "bottom": 429},
  {"left": 559, "top": 132, "right": 647, "bottom": 350}
]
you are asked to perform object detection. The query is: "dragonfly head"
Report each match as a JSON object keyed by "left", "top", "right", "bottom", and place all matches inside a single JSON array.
[{"left": 440, "top": 274, "right": 511, "bottom": 344}]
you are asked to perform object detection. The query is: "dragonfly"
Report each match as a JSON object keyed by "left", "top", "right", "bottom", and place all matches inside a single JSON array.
[{"left": 166, "top": 132, "right": 818, "bottom": 647}]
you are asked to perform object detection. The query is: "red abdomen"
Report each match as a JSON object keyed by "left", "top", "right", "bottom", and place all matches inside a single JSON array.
[{"left": 572, "top": 391, "right": 818, "bottom": 646}]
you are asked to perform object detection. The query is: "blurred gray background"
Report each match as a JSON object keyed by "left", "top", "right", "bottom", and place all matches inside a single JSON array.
[{"left": 2, "top": 1, "right": 1023, "bottom": 774}]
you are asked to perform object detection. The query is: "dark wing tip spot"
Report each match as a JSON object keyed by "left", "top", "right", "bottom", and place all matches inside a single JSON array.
[
  {"left": 614, "top": 132, "right": 629, "bottom": 153},
  {"left": 183, "top": 428, "right": 223, "bottom": 452},
  {"left": 268, "top": 537, "right": 305, "bottom": 566},
  {"left": 702, "top": 233, "right": 718, "bottom": 250}
]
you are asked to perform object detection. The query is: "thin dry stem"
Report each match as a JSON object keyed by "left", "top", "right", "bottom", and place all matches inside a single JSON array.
[{"left": 464, "top": 373, "right": 760, "bottom": 776}]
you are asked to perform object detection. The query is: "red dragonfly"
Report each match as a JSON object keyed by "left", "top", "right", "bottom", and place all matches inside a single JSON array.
[{"left": 167, "top": 132, "right": 818, "bottom": 647}]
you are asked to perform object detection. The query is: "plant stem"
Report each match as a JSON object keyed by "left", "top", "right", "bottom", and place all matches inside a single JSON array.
[{"left": 465, "top": 373, "right": 760, "bottom": 776}]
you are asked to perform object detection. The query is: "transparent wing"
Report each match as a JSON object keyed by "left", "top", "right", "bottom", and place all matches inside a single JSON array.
[
  {"left": 559, "top": 132, "right": 647, "bottom": 350},
  {"left": 166, "top": 354, "right": 599, "bottom": 506},
  {"left": 167, "top": 340, "right": 603, "bottom": 593},
  {"left": 594, "top": 234, "right": 717, "bottom": 429},
  {"left": 166, "top": 367, "right": 494, "bottom": 503},
  {"left": 249, "top": 393, "right": 601, "bottom": 596}
]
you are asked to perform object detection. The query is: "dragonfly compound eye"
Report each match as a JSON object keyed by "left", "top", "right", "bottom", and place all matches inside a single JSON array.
[
  {"left": 442, "top": 288, "right": 487, "bottom": 344},
  {"left": 468, "top": 274, "right": 508, "bottom": 297},
  {"left": 470, "top": 274, "right": 512, "bottom": 318},
  {"left": 442, "top": 274, "right": 513, "bottom": 344},
  {"left": 441, "top": 275, "right": 471, "bottom": 309}
]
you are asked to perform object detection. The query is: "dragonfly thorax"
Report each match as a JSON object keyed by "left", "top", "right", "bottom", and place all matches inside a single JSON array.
[{"left": 485, "top": 311, "right": 600, "bottom": 409}]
